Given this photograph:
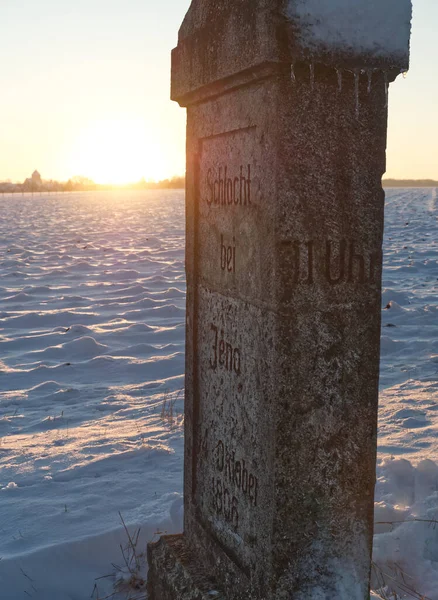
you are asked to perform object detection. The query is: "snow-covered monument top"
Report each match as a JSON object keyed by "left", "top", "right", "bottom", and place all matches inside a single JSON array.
[
  {"left": 149, "top": 1, "right": 412, "bottom": 599},
  {"left": 171, "top": 0, "right": 411, "bottom": 105},
  {"left": 288, "top": 0, "right": 411, "bottom": 68}
]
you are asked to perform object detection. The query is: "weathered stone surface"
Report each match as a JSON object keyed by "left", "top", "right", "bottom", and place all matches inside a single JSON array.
[
  {"left": 147, "top": 535, "right": 224, "bottom": 600},
  {"left": 149, "top": 1, "right": 411, "bottom": 599}
]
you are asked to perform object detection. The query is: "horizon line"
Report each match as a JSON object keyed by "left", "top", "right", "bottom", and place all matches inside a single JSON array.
[{"left": 2, "top": 174, "right": 438, "bottom": 184}]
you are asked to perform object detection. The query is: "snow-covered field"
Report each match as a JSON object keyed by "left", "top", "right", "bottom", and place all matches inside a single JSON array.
[{"left": 0, "top": 189, "right": 437, "bottom": 599}]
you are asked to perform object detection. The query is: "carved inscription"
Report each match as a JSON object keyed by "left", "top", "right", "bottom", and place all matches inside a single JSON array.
[
  {"left": 220, "top": 234, "right": 236, "bottom": 273},
  {"left": 280, "top": 239, "right": 382, "bottom": 288},
  {"left": 206, "top": 165, "right": 252, "bottom": 207},
  {"left": 216, "top": 441, "right": 259, "bottom": 507},
  {"left": 211, "top": 440, "right": 259, "bottom": 530},
  {"left": 211, "top": 478, "right": 239, "bottom": 529},
  {"left": 209, "top": 324, "right": 241, "bottom": 375}
]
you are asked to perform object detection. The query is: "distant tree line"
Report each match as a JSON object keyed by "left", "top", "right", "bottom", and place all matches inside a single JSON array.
[
  {"left": 0, "top": 172, "right": 185, "bottom": 194},
  {"left": 132, "top": 176, "right": 185, "bottom": 190},
  {"left": 383, "top": 179, "right": 438, "bottom": 187},
  {"left": 2, "top": 173, "right": 436, "bottom": 194}
]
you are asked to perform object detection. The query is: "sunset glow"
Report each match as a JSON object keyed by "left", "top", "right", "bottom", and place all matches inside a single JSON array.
[
  {"left": 0, "top": 0, "right": 437, "bottom": 184},
  {"left": 68, "top": 119, "right": 171, "bottom": 184}
]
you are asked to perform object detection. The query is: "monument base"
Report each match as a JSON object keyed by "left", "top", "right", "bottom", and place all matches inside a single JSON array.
[{"left": 147, "top": 534, "right": 225, "bottom": 600}]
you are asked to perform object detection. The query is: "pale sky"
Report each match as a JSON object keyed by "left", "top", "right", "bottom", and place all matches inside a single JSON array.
[{"left": 0, "top": 0, "right": 436, "bottom": 184}]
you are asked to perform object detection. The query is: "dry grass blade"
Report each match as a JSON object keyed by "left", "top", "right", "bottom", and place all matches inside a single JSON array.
[
  {"left": 93, "top": 513, "right": 147, "bottom": 600},
  {"left": 372, "top": 561, "right": 432, "bottom": 600},
  {"left": 118, "top": 511, "right": 142, "bottom": 574},
  {"left": 160, "top": 387, "right": 184, "bottom": 426},
  {"left": 119, "top": 543, "right": 132, "bottom": 575}
]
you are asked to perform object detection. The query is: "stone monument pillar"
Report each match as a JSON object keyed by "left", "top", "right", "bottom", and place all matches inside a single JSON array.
[{"left": 148, "top": 1, "right": 412, "bottom": 598}]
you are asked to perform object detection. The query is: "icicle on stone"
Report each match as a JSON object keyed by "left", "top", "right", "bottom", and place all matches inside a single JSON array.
[
  {"left": 291, "top": 62, "right": 296, "bottom": 84},
  {"left": 384, "top": 72, "right": 389, "bottom": 108},
  {"left": 309, "top": 62, "right": 315, "bottom": 90},
  {"left": 354, "top": 71, "right": 360, "bottom": 119},
  {"left": 336, "top": 68, "right": 343, "bottom": 93},
  {"left": 367, "top": 70, "right": 372, "bottom": 94}
]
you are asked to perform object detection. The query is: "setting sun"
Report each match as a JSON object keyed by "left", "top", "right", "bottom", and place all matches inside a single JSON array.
[{"left": 68, "top": 118, "right": 171, "bottom": 184}]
